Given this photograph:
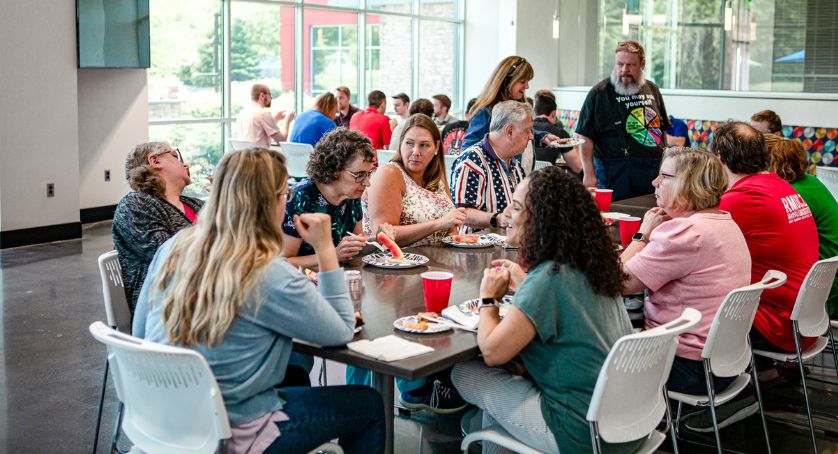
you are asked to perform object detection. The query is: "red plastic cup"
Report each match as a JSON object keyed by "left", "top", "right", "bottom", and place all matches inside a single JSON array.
[
  {"left": 595, "top": 189, "right": 613, "bottom": 212},
  {"left": 619, "top": 217, "right": 642, "bottom": 246},
  {"left": 421, "top": 271, "right": 453, "bottom": 313}
]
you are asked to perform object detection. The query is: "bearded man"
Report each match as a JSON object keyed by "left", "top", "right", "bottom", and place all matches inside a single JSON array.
[{"left": 575, "top": 40, "right": 670, "bottom": 201}]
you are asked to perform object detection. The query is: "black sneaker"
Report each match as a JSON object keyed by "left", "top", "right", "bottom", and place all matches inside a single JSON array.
[
  {"left": 683, "top": 394, "right": 759, "bottom": 433},
  {"left": 398, "top": 378, "right": 468, "bottom": 414}
]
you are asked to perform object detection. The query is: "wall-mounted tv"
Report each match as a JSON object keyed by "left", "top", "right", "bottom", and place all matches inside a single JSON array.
[{"left": 77, "top": 0, "right": 150, "bottom": 68}]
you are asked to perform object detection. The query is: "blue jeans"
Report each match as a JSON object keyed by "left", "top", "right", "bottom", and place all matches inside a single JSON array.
[
  {"left": 345, "top": 366, "right": 425, "bottom": 394},
  {"left": 667, "top": 356, "right": 735, "bottom": 395},
  {"left": 594, "top": 156, "right": 661, "bottom": 201},
  {"left": 265, "top": 385, "right": 385, "bottom": 454}
]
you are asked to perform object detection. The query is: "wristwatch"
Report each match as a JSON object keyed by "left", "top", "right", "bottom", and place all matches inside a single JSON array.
[
  {"left": 632, "top": 232, "right": 649, "bottom": 243},
  {"left": 489, "top": 211, "right": 501, "bottom": 228},
  {"left": 478, "top": 297, "right": 499, "bottom": 309}
]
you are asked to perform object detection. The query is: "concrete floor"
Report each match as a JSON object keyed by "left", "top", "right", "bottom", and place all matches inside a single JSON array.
[{"left": 0, "top": 221, "right": 836, "bottom": 453}]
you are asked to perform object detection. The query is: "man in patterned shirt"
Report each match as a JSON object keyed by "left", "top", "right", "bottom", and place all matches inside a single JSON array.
[{"left": 450, "top": 100, "right": 533, "bottom": 231}]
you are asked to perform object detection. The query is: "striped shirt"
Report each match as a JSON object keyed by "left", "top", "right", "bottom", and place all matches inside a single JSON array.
[{"left": 450, "top": 135, "right": 525, "bottom": 227}]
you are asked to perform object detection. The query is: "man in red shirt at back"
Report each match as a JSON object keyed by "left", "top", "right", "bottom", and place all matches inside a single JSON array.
[
  {"left": 350, "top": 90, "right": 392, "bottom": 154},
  {"left": 713, "top": 121, "right": 819, "bottom": 379}
]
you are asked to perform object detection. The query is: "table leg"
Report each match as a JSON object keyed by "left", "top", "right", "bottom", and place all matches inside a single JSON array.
[{"left": 370, "top": 371, "right": 395, "bottom": 454}]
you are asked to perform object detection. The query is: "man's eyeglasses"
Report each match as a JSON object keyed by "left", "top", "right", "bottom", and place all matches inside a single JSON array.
[
  {"left": 345, "top": 169, "right": 375, "bottom": 183},
  {"left": 158, "top": 148, "right": 184, "bottom": 163}
]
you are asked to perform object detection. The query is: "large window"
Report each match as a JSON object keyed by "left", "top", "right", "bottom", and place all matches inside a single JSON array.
[
  {"left": 149, "top": 0, "right": 463, "bottom": 196},
  {"left": 598, "top": 0, "right": 836, "bottom": 94}
]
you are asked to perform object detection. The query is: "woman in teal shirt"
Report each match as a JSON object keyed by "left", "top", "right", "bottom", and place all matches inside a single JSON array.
[{"left": 452, "top": 166, "right": 639, "bottom": 453}]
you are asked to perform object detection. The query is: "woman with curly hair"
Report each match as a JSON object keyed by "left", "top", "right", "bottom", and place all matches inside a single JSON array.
[
  {"left": 621, "top": 147, "right": 751, "bottom": 399},
  {"left": 112, "top": 142, "right": 203, "bottom": 313},
  {"left": 133, "top": 149, "right": 385, "bottom": 453},
  {"left": 282, "top": 127, "right": 387, "bottom": 269},
  {"left": 452, "top": 166, "right": 638, "bottom": 453}
]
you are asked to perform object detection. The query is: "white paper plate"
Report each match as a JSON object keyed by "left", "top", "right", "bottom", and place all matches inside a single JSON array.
[
  {"left": 393, "top": 315, "right": 452, "bottom": 334},
  {"left": 548, "top": 137, "right": 586, "bottom": 148},
  {"left": 362, "top": 252, "right": 429, "bottom": 269},
  {"left": 441, "top": 234, "right": 496, "bottom": 248}
]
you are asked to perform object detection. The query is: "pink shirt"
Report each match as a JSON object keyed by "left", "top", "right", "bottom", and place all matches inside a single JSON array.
[
  {"left": 626, "top": 212, "right": 751, "bottom": 360},
  {"left": 237, "top": 101, "right": 280, "bottom": 148}
]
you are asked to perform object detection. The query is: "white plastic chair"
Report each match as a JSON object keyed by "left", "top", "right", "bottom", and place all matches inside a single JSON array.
[
  {"left": 444, "top": 154, "right": 457, "bottom": 182},
  {"left": 95, "top": 250, "right": 133, "bottom": 454},
  {"left": 228, "top": 138, "right": 257, "bottom": 151},
  {"left": 816, "top": 166, "right": 838, "bottom": 201},
  {"left": 279, "top": 142, "right": 314, "bottom": 179},
  {"left": 376, "top": 149, "right": 396, "bottom": 165},
  {"left": 461, "top": 308, "right": 702, "bottom": 454},
  {"left": 89, "top": 321, "right": 232, "bottom": 454},
  {"left": 532, "top": 160, "right": 553, "bottom": 172},
  {"left": 753, "top": 256, "right": 838, "bottom": 453},
  {"left": 668, "top": 270, "right": 787, "bottom": 454}
]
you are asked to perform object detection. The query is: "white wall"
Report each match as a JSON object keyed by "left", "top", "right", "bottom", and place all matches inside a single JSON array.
[
  {"left": 515, "top": 0, "right": 559, "bottom": 93},
  {"left": 0, "top": 0, "right": 81, "bottom": 231},
  {"left": 464, "top": 0, "right": 503, "bottom": 100},
  {"left": 78, "top": 70, "right": 149, "bottom": 209}
]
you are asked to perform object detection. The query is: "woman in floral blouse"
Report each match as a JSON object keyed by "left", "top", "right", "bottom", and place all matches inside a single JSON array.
[{"left": 364, "top": 114, "right": 469, "bottom": 246}]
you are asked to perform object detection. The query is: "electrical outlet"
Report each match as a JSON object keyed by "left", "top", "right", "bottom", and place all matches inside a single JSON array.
[
  {"left": 104, "top": 169, "right": 111, "bottom": 182},
  {"left": 47, "top": 183, "right": 55, "bottom": 198}
]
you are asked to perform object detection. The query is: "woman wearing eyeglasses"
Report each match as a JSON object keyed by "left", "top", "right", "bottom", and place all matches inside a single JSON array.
[
  {"left": 460, "top": 56, "right": 558, "bottom": 152},
  {"left": 364, "top": 114, "right": 467, "bottom": 247},
  {"left": 112, "top": 142, "right": 203, "bottom": 314},
  {"left": 282, "top": 128, "right": 377, "bottom": 269}
]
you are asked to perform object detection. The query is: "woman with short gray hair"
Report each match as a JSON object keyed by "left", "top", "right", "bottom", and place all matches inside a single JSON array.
[{"left": 112, "top": 141, "right": 203, "bottom": 313}]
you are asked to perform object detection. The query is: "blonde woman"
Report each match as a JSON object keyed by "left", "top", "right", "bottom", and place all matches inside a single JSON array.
[
  {"left": 112, "top": 142, "right": 202, "bottom": 313},
  {"left": 289, "top": 92, "right": 339, "bottom": 146},
  {"left": 132, "top": 149, "right": 384, "bottom": 453},
  {"left": 621, "top": 148, "right": 751, "bottom": 400}
]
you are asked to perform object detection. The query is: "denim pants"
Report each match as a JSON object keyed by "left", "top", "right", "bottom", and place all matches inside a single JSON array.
[
  {"left": 594, "top": 156, "right": 661, "bottom": 201},
  {"left": 265, "top": 385, "right": 385, "bottom": 454},
  {"left": 666, "top": 356, "right": 736, "bottom": 395},
  {"left": 345, "top": 366, "right": 426, "bottom": 394}
]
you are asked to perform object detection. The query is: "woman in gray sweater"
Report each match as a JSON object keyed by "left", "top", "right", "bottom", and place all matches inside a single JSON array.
[
  {"left": 112, "top": 142, "right": 203, "bottom": 313},
  {"left": 132, "top": 148, "right": 383, "bottom": 453}
]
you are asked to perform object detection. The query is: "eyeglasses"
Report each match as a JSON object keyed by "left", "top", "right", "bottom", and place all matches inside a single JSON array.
[
  {"left": 345, "top": 169, "right": 375, "bottom": 183},
  {"left": 157, "top": 148, "right": 184, "bottom": 163}
]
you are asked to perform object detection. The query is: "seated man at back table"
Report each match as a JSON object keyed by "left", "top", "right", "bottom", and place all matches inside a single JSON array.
[
  {"left": 750, "top": 109, "right": 783, "bottom": 136},
  {"left": 388, "top": 98, "right": 434, "bottom": 150},
  {"left": 450, "top": 100, "right": 533, "bottom": 232},
  {"left": 712, "top": 121, "right": 819, "bottom": 382},
  {"left": 236, "top": 83, "right": 295, "bottom": 148},
  {"left": 350, "top": 90, "right": 392, "bottom": 153}
]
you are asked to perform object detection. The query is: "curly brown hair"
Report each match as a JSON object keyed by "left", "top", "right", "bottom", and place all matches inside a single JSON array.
[
  {"left": 125, "top": 141, "right": 170, "bottom": 197},
  {"left": 517, "top": 167, "right": 627, "bottom": 297},
  {"left": 307, "top": 128, "right": 375, "bottom": 184},
  {"left": 764, "top": 134, "right": 809, "bottom": 183}
]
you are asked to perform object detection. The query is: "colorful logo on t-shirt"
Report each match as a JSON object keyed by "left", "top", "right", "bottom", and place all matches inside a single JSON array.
[
  {"left": 780, "top": 194, "right": 813, "bottom": 224},
  {"left": 625, "top": 106, "right": 663, "bottom": 147}
]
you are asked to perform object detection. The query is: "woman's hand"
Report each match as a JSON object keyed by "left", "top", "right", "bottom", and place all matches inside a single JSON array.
[
  {"left": 490, "top": 259, "right": 526, "bottom": 291},
  {"left": 294, "top": 213, "right": 334, "bottom": 251},
  {"left": 639, "top": 207, "right": 672, "bottom": 236},
  {"left": 336, "top": 233, "right": 366, "bottom": 261},
  {"left": 437, "top": 207, "right": 467, "bottom": 231},
  {"left": 480, "top": 267, "right": 510, "bottom": 299}
]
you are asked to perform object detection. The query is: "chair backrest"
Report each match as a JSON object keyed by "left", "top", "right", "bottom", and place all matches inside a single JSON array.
[
  {"left": 278, "top": 142, "right": 314, "bottom": 178},
  {"left": 228, "top": 139, "right": 256, "bottom": 151},
  {"left": 532, "top": 161, "right": 553, "bottom": 172},
  {"left": 791, "top": 255, "right": 838, "bottom": 336},
  {"left": 377, "top": 149, "right": 396, "bottom": 164},
  {"left": 89, "top": 321, "right": 231, "bottom": 454},
  {"left": 702, "top": 270, "right": 787, "bottom": 376},
  {"left": 586, "top": 308, "right": 702, "bottom": 443},
  {"left": 98, "top": 250, "right": 132, "bottom": 333},
  {"left": 816, "top": 166, "right": 838, "bottom": 201},
  {"left": 444, "top": 154, "right": 457, "bottom": 182}
]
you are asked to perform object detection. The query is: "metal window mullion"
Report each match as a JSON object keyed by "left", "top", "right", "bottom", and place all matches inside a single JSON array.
[
  {"left": 456, "top": 0, "right": 465, "bottom": 114},
  {"left": 222, "top": 0, "right": 232, "bottom": 151},
  {"left": 411, "top": 0, "right": 419, "bottom": 99},
  {"left": 359, "top": 3, "right": 366, "bottom": 101},
  {"left": 295, "top": 3, "right": 304, "bottom": 113}
]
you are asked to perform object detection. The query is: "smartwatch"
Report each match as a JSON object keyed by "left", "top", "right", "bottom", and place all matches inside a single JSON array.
[
  {"left": 632, "top": 232, "right": 649, "bottom": 243},
  {"left": 478, "top": 297, "right": 499, "bottom": 309},
  {"left": 489, "top": 211, "right": 501, "bottom": 228}
]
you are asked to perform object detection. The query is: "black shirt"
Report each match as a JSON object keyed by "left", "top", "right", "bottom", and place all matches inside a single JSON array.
[
  {"left": 576, "top": 78, "right": 670, "bottom": 160},
  {"left": 532, "top": 117, "right": 571, "bottom": 164}
]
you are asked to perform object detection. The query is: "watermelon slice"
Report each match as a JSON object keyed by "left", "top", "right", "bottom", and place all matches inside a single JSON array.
[{"left": 377, "top": 231, "right": 404, "bottom": 259}]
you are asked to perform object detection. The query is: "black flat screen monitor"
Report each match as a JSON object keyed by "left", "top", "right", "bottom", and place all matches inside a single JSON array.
[{"left": 77, "top": 0, "right": 150, "bottom": 68}]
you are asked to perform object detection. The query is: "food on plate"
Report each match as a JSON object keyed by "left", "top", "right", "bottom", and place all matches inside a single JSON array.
[
  {"left": 418, "top": 311, "right": 439, "bottom": 319},
  {"left": 377, "top": 231, "right": 403, "bottom": 259},
  {"left": 451, "top": 234, "right": 480, "bottom": 244},
  {"left": 304, "top": 268, "right": 318, "bottom": 284},
  {"left": 403, "top": 319, "right": 429, "bottom": 331},
  {"left": 381, "top": 256, "right": 414, "bottom": 265}
]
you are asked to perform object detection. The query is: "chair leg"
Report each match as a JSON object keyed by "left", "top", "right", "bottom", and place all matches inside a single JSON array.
[
  {"left": 828, "top": 327, "right": 838, "bottom": 378},
  {"left": 674, "top": 401, "right": 683, "bottom": 437},
  {"left": 589, "top": 421, "right": 603, "bottom": 454},
  {"left": 110, "top": 402, "right": 124, "bottom": 454},
  {"left": 702, "top": 359, "right": 722, "bottom": 454},
  {"left": 320, "top": 358, "right": 328, "bottom": 387},
  {"left": 93, "top": 358, "right": 109, "bottom": 454},
  {"left": 750, "top": 349, "right": 771, "bottom": 454},
  {"left": 662, "top": 387, "right": 679, "bottom": 454},
  {"left": 793, "top": 322, "right": 818, "bottom": 453}
]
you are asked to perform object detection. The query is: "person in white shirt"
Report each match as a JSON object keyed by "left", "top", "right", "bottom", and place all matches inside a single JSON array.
[
  {"left": 389, "top": 92, "right": 410, "bottom": 131},
  {"left": 237, "top": 84, "right": 295, "bottom": 148}
]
